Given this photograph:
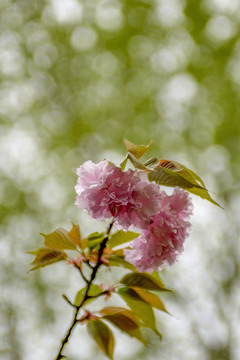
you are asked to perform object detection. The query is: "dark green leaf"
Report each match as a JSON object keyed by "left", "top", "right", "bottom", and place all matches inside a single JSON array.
[
  {"left": 99, "top": 306, "right": 146, "bottom": 344},
  {"left": 87, "top": 319, "right": 114, "bottom": 359},
  {"left": 109, "top": 230, "right": 140, "bottom": 249},
  {"left": 120, "top": 272, "right": 171, "bottom": 292},
  {"left": 41, "top": 228, "right": 77, "bottom": 250},
  {"left": 124, "top": 139, "right": 152, "bottom": 159},
  {"left": 28, "top": 247, "right": 66, "bottom": 271},
  {"left": 118, "top": 287, "right": 161, "bottom": 338}
]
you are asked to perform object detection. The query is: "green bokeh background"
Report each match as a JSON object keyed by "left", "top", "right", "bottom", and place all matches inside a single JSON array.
[{"left": 0, "top": 0, "right": 239, "bottom": 359}]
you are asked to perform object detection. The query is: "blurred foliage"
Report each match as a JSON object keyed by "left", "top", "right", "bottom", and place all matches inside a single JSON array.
[{"left": 0, "top": 0, "right": 240, "bottom": 359}]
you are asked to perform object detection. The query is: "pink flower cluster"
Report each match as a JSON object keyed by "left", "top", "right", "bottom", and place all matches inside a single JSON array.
[
  {"left": 75, "top": 160, "right": 193, "bottom": 273},
  {"left": 75, "top": 160, "right": 161, "bottom": 230},
  {"left": 124, "top": 188, "right": 193, "bottom": 273}
]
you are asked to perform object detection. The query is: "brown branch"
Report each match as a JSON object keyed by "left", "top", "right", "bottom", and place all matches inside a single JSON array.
[{"left": 54, "top": 220, "right": 113, "bottom": 360}]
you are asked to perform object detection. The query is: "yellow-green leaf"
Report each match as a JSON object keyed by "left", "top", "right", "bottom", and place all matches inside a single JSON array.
[
  {"left": 28, "top": 247, "right": 66, "bottom": 271},
  {"left": 75, "top": 284, "right": 102, "bottom": 306},
  {"left": 118, "top": 287, "right": 161, "bottom": 338},
  {"left": 159, "top": 160, "right": 206, "bottom": 188},
  {"left": 87, "top": 319, "right": 114, "bottom": 359},
  {"left": 124, "top": 139, "right": 152, "bottom": 159},
  {"left": 127, "top": 152, "right": 147, "bottom": 170},
  {"left": 109, "top": 230, "right": 140, "bottom": 249},
  {"left": 120, "top": 272, "right": 171, "bottom": 292},
  {"left": 80, "top": 237, "right": 88, "bottom": 250},
  {"left": 87, "top": 232, "right": 106, "bottom": 249},
  {"left": 131, "top": 287, "right": 170, "bottom": 315},
  {"left": 68, "top": 223, "right": 81, "bottom": 248},
  {"left": 148, "top": 159, "right": 221, "bottom": 207},
  {"left": 148, "top": 167, "right": 202, "bottom": 189},
  {"left": 120, "top": 156, "right": 128, "bottom": 171},
  {"left": 99, "top": 306, "right": 146, "bottom": 345},
  {"left": 41, "top": 228, "right": 77, "bottom": 250},
  {"left": 143, "top": 157, "right": 159, "bottom": 168},
  {"left": 109, "top": 255, "right": 136, "bottom": 271}
]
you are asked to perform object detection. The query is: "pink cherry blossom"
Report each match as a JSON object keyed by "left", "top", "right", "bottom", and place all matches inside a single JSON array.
[
  {"left": 75, "top": 160, "right": 162, "bottom": 230},
  {"left": 124, "top": 188, "right": 193, "bottom": 273}
]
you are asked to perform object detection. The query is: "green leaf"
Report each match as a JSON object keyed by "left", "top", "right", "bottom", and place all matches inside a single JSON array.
[
  {"left": 80, "top": 237, "right": 88, "bottom": 250},
  {"left": 87, "top": 319, "right": 114, "bottom": 359},
  {"left": 143, "top": 157, "right": 159, "bottom": 168},
  {"left": 158, "top": 160, "right": 206, "bottom": 187},
  {"left": 75, "top": 284, "right": 103, "bottom": 306},
  {"left": 131, "top": 287, "right": 170, "bottom": 315},
  {"left": 99, "top": 306, "right": 146, "bottom": 345},
  {"left": 41, "top": 228, "right": 77, "bottom": 251},
  {"left": 88, "top": 232, "right": 105, "bottom": 240},
  {"left": 127, "top": 152, "right": 147, "bottom": 170},
  {"left": 28, "top": 247, "right": 66, "bottom": 271},
  {"left": 157, "top": 160, "right": 208, "bottom": 190},
  {"left": 120, "top": 272, "right": 171, "bottom": 292},
  {"left": 87, "top": 232, "right": 106, "bottom": 249},
  {"left": 148, "top": 159, "right": 222, "bottom": 207},
  {"left": 120, "top": 156, "right": 128, "bottom": 171},
  {"left": 124, "top": 139, "right": 152, "bottom": 159},
  {"left": 108, "top": 255, "right": 136, "bottom": 271},
  {"left": 148, "top": 167, "right": 202, "bottom": 189},
  {"left": 109, "top": 230, "right": 140, "bottom": 249},
  {"left": 68, "top": 223, "right": 81, "bottom": 248},
  {"left": 186, "top": 186, "right": 222, "bottom": 208},
  {"left": 118, "top": 287, "right": 161, "bottom": 338}
]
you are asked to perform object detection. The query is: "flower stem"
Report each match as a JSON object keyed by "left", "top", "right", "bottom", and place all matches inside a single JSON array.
[{"left": 54, "top": 221, "right": 113, "bottom": 360}]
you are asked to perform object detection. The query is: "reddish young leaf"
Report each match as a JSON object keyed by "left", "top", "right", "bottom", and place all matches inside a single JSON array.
[
  {"left": 68, "top": 223, "right": 81, "bottom": 248},
  {"left": 87, "top": 319, "right": 114, "bottom": 359},
  {"left": 99, "top": 306, "right": 146, "bottom": 344},
  {"left": 28, "top": 247, "right": 66, "bottom": 271},
  {"left": 124, "top": 139, "right": 152, "bottom": 159}
]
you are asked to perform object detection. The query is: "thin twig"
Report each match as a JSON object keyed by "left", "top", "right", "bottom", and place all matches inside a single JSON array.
[
  {"left": 87, "top": 291, "right": 108, "bottom": 300},
  {"left": 62, "top": 294, "right": 76, "bottom": 308},
  {"left": 54, "top": 220, "right": 114, "bottom": 360},
  {"left": 85, "top": 260, "right": 94, "bottom": 270},
  {"left": 76, "top": 265, "right": 89, "bottom": 284}
]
